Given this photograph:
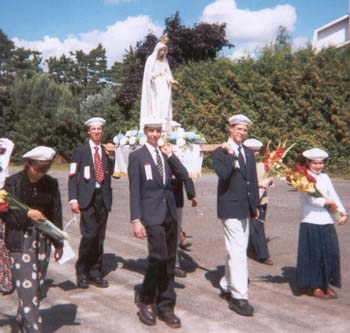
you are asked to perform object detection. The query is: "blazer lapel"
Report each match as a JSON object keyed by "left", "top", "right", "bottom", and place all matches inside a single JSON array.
[{"left": 86, "top": 143, "right": 95, "bottom": 179}]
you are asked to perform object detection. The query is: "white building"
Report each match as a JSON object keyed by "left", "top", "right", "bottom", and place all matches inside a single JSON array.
[{"left": 313, "top": 14, "right": 350, "bottom": 51}]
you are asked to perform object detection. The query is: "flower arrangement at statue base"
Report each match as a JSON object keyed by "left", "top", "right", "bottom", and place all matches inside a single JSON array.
[
  {"left": 0, "top": 190, "right": 69, "bottom": 242},
  {"left": 112, "top": 127, "right": 206, "bottom": 178}
]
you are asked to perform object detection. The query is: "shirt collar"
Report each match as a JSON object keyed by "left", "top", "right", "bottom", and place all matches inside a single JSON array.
[{"left": 89, "top": 139, "right": 101, "bottom": 149}]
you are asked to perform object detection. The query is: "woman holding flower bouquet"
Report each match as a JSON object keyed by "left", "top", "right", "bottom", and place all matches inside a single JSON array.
[
  {"left": 296, "top": 148, "right": 347, "bottom": 299},
  {"left": 0, "top": 146, "right": 63, "bottom": 333}
]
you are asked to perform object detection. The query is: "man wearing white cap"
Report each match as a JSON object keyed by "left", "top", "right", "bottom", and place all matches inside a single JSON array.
[
  {"left": 0, "top": 138, "right": 15, "bottom": 189},
  {"left": 68, "top": 117, "right": 115, "bottom": 289},
  {"left": 296, "top": 148, "right": 347, "bottom": 299},
  {"left": 212, "top": 114, "right": 259, "bottom": 316},
  {"left": 128, "top": 117, "right": 190, "bottom": 328},
  {"left": 244, "top": 138, "right": 274, "bottom": 266},
  {"left": 1, "top": 146, "right": 63, "bottom": 332}
]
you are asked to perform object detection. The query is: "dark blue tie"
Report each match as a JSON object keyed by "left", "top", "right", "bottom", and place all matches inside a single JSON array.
[{"left": 238, "top": 145, "right": 247, "bottom": 177}]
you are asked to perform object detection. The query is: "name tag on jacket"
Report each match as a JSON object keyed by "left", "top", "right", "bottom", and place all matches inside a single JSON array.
[
  {"left": 84, "top": 165, "right": 90, "bottom": 180},
  {"left": 144, "top": 163, "right": 152, "bottom": 181}
]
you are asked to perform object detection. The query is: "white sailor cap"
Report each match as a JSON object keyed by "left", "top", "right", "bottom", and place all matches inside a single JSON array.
[
  {"left": 84, "top": 117, "right": 106, "bottom": 127},
  {"left": 23, "top": 146, "right": 56, "bottom": 161},
  {"left": 143, "top": 117, "right": 164, "bottom": 129},
  {"left": 244, "top": 138, "right": 263, "bottom": 150},
  {"left": 302, "top": 148, "right": 329, "bottom": 161},
  {"left": 229, "top": 114, "right": 253, "bottom": 127}
]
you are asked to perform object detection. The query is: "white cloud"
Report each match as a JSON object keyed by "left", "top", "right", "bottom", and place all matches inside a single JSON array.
[
  {"left": 201, "top": 0, "right": 298, "bottom": 58},
  {"left": 12, "top": 15, "right": 162, "bottom": 68}
]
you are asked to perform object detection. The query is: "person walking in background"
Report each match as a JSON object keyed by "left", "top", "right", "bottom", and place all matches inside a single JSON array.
[
  {"left": 244, "top": 138, "right": 274, "bottom": 266},
  {"left": 171, "top": 178, "right": 198, "bottom": 278},
  {"left": 212, "top": 114, "right": 259, "bottom": 317},
  {"left": 128, "top": 118, "right": 191, "bottom": 328},
  {"left": 296, "top": 148, "right": 347, "bottom": 299},
  {"left": 1, "top": 146, "right": 63, "bottom": 333},
  {"left": 68, "top": 117, "right": 115, "bottom": 289}
]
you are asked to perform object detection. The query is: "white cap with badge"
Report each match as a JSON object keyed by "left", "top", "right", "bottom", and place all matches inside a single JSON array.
[
  {"left": 84, "top": 117, "right": 106, "bottom": 127},
  {"left": 23, "top": 146, "right": 56, "bottom": 161},
  {"left": 229, "top": 114, "right": 253, "bottom": 127},
  {"left": 143, "top": 117, "right": 164, "bottom": 129},
  {"left": 302, "top": 148, "right": 329, "bottom": 161}
]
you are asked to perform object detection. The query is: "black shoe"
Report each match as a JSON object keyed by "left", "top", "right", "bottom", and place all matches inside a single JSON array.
[
  {"left": 88, "top": 276, "right": 109, "bottom": 288},
  {"left": 76, "top": 275, "right": 89, "bottom": 289},
  {"left": 175, "top": 267, "right": 187, "bottom": 278},
  {"left": 158, "top": 310, "right": 181, "bottom": 328},
  {"left": 219, "top": 286, "right": 231, "bottom": 300},
  {"left": 135, "top": 293, "right": 156, "bottom": 326},
  {"left": 229, "top": 298, "right": 254, "bottom": 316}
]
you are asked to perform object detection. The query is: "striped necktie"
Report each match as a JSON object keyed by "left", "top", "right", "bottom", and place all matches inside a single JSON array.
[
  {"left": 238, "top": 145, "right": 247, "bottom": 177},
  {"left": 155, "top": 148, "right": 164, "bottom": 182}
]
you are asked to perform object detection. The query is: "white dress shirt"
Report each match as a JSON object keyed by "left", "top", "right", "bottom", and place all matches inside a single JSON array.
[
  {"left": 300, "top": 170, "right": 346, "bottom": 225},
  {"left": 145, "top": 142, "right": 165, "bottom": 184},
  {"left": 228, "top": 138, "right": 246, "bottom": 163}
]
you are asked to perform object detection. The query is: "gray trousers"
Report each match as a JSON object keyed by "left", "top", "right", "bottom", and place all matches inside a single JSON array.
[{"left": 11, "top": 228, "right": 50, "bottom": 333}]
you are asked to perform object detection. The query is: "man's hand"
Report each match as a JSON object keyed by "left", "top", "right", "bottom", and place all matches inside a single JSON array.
[
  {"left": 251, "top": 208, "right": 260, "bottom": 220},
  {"left": 27, "top": 209, "right": 45, "bottom": 222},
  {"left": 133, "top": 220, "right": 146, "bottom": 240},
  {"left": 221, "top": 142, "right": 233, "bottom": 155},
  {"left": 160, "top": 143, "right": 173, "bottom": 157},
  {"left": 54, "top": 247, "right": 63, "bottom": 261},
  {"left": 191, "top": 197, "right": 198, "bottom": 207},
  {"left": 338, "top": 212, "right": 347, "bottom": 225},
  {"left": 103, "top": 143, "right": 115, "bottom": 157},
  {"left": 70, "top": 202, "right": 80, "bottom": 214}
]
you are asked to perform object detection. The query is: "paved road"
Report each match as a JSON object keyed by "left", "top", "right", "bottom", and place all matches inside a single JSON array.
[{"left": 1, "top": 170, "right": 349, "bottom": 333}]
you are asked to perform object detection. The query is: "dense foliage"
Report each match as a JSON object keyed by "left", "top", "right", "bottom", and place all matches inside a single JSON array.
[{"left": 0, "top": 19, "right": 349, "bottom": 174}]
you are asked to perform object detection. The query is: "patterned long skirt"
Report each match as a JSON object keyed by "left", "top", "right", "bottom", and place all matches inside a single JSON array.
[{"left": 10, "top": 228, "right": 51, "bottom": 333}]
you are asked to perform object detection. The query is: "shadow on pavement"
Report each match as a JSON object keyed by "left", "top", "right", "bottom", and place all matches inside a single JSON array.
[
  {"left": 252, "top": 266, "right": 300, "bottom": 296},
  {"left": 204, "top": 265, "right": 225, "bottom": 290},
  {"left": 41, "top": 303, "right": 80, "bottom": 333}
]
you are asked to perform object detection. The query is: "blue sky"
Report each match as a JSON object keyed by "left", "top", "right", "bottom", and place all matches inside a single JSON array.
[{"left": 0, "top": 0, "right": 348, "bottom": 66}]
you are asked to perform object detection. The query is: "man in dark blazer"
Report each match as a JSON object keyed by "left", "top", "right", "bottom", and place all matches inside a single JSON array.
[
  {"left": 212, "top": 114, "right": 259, "bottom": 317},
  {"left": 68, "top": 117, "right": 114, "bottom": 289},
  {"left": 128, "top": 118, "right": 190, "bottom": 329}
]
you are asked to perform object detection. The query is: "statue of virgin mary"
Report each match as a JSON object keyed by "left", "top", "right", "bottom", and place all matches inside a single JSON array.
[{"left": 139, "top": 35, "right": 178, "bottom": 131}]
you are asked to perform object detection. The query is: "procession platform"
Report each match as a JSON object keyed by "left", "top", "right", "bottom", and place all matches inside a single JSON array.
[{"left": 1, "top": 168, "right": 349, "bottom": 333}]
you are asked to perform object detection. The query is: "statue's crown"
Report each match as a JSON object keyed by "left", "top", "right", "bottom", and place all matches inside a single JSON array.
[{"left": 160, "top": 34, "right": 169, "bottom": 44}]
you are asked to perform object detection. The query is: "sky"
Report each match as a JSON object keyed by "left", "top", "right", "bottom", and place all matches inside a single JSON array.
[{"left": 0, "top": 0, "right": 348, "bottom": 67}]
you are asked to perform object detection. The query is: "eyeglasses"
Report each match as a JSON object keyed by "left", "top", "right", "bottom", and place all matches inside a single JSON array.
[{"left": 30, "top": 165, "right": 50, "bottom": 174}]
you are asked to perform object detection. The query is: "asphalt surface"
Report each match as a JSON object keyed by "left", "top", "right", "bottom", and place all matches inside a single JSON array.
[{"left": 1, "top": 170, "right": 350, "bottom": 333}]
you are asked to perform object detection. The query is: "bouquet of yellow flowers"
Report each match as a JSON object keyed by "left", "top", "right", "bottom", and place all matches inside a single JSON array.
[{"left": 0, "top": 189, "right": 69, "bottom": 241}]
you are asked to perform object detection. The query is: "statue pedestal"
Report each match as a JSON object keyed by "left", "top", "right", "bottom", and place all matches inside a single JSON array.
[{"left": 112, "top": 143, "right": 204, "bottom": 179}]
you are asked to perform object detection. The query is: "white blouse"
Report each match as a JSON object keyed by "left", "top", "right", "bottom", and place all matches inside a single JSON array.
[{"left": 299, "top": 171, "right": 346, "bottom": 225}]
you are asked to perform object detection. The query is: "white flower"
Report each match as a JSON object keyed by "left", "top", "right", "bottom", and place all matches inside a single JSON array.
[
  {"left": 129, "top": 137, "right": 136, "bottom": 145},
  {"left": 22, "top": 254, "right": 30, "bottom": 263},
  {"left": 33, "top": 323, "right": 39, "bottom": 330},
  {"left": 158, "top": 138, "right": 165, "bottom": 146},
  {"left": 139, "top": 137, "right": 147, "bottom": 145},
  {"left": 32, "top": 263, "right": 37, "bottom": 270},
  {"left": 23, "top": 307, "right": 31, "bottom": 314},
  {"left": 15, "top": 263, "right": 21, "bottom": 269},
  {"left": 38, "top": 254, "right": 46, "bottom": 261},
  {"left": 23, "top": 280, "right": 32, "bottom": 288},
  {"left": 176, "top": 138, "right": 186, "bottom": 146},
  {"left": 32, "top": 272, "right": 37, "bottom": 280},
  {"left": 120, "top": 137, "right": 128, "bottom": 145}
]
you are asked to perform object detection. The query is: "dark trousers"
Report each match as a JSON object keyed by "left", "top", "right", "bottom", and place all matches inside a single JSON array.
[
  {"left": 140, "top": 210, "right": 178, "bottom": 312},
  {"left": 248, "top": 204, "right": 270, "bottom": 261},
  {"left": 76, "top": 189, "right": 108, "bottom": 278}
]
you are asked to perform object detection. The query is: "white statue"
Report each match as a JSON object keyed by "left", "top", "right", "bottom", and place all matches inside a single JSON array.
[{"left": 140, "top": 35, "right": 178, "bottom": 131}]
